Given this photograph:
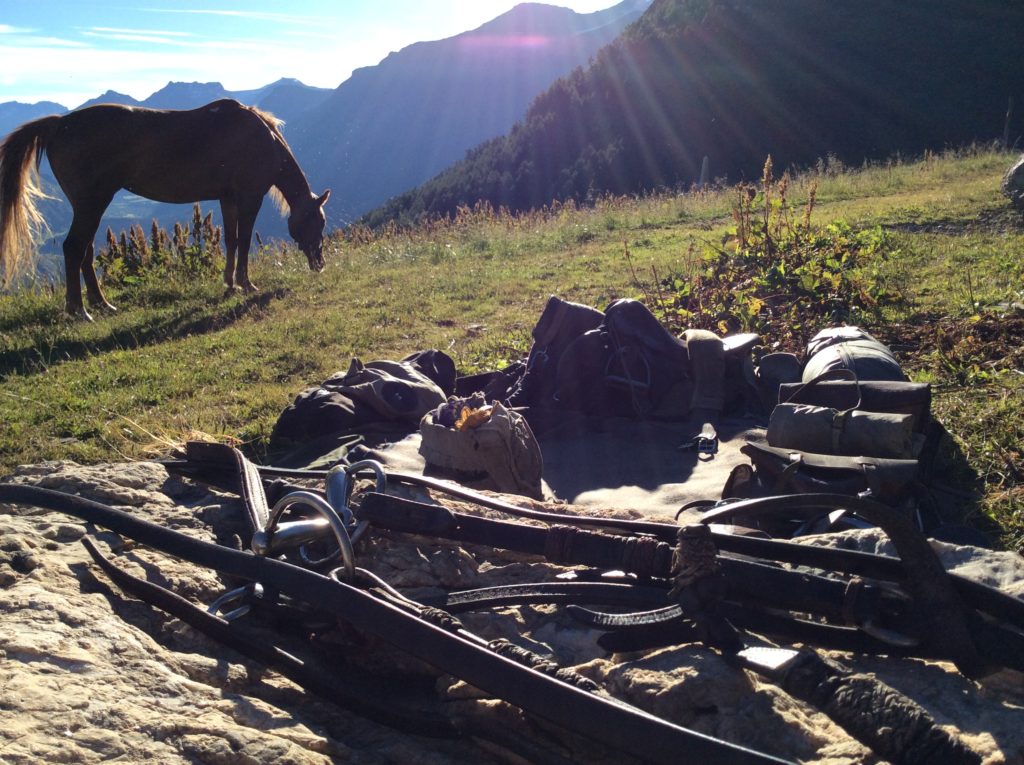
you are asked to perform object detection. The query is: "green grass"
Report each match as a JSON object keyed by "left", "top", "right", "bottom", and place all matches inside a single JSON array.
[{"left": 2, "top": 145, "right": 1022, "bottom": 549}]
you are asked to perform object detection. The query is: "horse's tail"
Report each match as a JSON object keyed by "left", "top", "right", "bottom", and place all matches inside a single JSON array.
[{"left": 0, "top": 114, "right": 60, "bottom": 284}]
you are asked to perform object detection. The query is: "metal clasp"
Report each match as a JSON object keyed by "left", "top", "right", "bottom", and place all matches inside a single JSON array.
[
  {"left": 250, "top": 459, "right": 389, "bottom": 582},
  {"left": 208, "top": 582, "right": 264, "bottom": 622},
  {"left": 678, "top": 422, "right": 718, "bottom": 457},
  {"left": 255, "top": 490, "right": 356, "bottom": 582}
]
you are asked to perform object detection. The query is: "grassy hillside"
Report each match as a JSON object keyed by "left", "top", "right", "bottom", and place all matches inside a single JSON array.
[{"left": 2, "top": 147, "right": 1022, "bottom": 550}]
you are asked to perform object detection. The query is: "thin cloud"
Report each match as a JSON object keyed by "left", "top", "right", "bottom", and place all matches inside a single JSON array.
[
  {"left": 81, "top": 27, "right": 278, "bottom": 53},
  {"left": 142, "top": 8, "right": 336, "bottom": 27},
  {"left": 88, "top": 27, "right": 194, "bottom": 38},
  {"left": 0, "top": 33, "right": 90, "bottom": 48},
  {"left": 281, "top": 29, "right": 347, "bottom": 42},
  {"left": 82, "top": 29, "right": 194, "bottom": 46}
]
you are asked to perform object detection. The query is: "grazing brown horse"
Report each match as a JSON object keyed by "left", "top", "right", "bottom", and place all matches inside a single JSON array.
[{"left": 0, "top": 99, "right": 330, "bottom": 319}]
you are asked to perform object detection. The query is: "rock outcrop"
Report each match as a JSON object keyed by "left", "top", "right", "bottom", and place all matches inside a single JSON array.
[
  {"left": 1004, "top": 153, "right": 1024, "bottom": 213},
  {"left": 1, "top": 460, "right": 1022, "bottom": 764}
]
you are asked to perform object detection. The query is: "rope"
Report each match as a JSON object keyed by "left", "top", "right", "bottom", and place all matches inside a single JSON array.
[
  {"left": 419, "top": 606, "right": 463, "bottom": 632},
  {"left": 543, "top": 524, "right": 672, "bottom": 578},
  {"left": 783, "top": 653, "right": 980, "bottom": 765},
  {"left": 669, "top": 524, "right": 720, "bottom": 593},
  {"left": 621, "top": 534, "right": 671, "bottom": 579},
  {"left": 488, "top": 638, "right": 600, "bottom": 693}
]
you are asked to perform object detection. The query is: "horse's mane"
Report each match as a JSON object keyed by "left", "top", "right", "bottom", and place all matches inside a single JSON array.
[
  {"left": 243, "top": 104, "right": 291, "bottom": 216},
  {"left": 248, "top": 105, "right": 285, "bottom": 138}
]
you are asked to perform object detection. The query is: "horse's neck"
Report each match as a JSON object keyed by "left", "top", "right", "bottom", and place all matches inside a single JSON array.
[{"left": 274, "top": 149, "right": 313, "bottom": 210}]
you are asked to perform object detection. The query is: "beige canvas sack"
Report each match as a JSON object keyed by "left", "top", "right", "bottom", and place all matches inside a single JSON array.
[{"left": 419, "top": 401, "right": 544, "bottom": 499}]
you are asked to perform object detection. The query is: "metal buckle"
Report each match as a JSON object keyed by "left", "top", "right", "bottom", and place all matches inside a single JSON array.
[
  {"left": 678, "top": 423, "right": 718, "bottom": 456},
  {"left": 208, "top": 582, "right": 264, "bottom": 622},
  {"left": 256, "top": 490, "right": 356, "bottom": 582},
  {"left": 696, "top": 423, "right": 719, "bottom": 457},
  {"left": 697, "top": 436, "right": 718, "bottom": 456}
]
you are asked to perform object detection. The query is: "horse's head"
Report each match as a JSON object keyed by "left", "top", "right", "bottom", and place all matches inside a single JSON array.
[{"left": 288, "top": 189, "right": 331, "bottom": 271}]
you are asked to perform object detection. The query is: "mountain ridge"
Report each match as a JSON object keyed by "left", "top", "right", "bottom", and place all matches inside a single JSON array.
[
  {"left": 364, "top": 0, "right": 1024, "bottom": 226},
  {"left": 2, "top": 1, "right": 648, "bottom": 246},
  {"left": 0, "top": 79, "right": 333, "bottom": 137},
  {"left": 286, "top": 0, "right": 650, "bottom": 223}
]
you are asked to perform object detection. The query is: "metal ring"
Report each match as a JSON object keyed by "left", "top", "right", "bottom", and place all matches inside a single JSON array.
[
  {"left": 325, "top": 460, "right": 385, "bottom": 528},
  {"left": 297, "top": 539, "right": 343, "bottom": 569},
  {"left": 268, "top": 491, "right": 355, "bottom": 583},
  {"left": 350, "top": 519, "right": 370, "bottom": 545},
  {"left": 345, "top": 460, "right": 387, "bottom": 494},
  {"left": 325, "top": 465, "right": 354, "bottom": 526},
  {"left": 314, "top": 460, "right": 385, "bottom": 561}
]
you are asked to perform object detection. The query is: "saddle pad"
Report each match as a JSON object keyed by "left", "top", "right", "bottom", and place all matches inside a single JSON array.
[{"left": 362, "top": 415, "right": 766, "bottom": 523}]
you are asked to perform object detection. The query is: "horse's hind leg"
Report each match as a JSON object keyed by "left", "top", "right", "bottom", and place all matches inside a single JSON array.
[
  {"left": 83, "top": 242, "right": 116, "bottom": 313},
  {"left": 63, "top": 204, "right": 107, "bottom": 320}
]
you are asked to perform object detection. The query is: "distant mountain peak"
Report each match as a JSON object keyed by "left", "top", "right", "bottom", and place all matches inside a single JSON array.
[
  {"left": 142, "top": 81, "right": 231, "bottom": 110},
  {"left": 73, "top": 90, "right": 140, "bottom": 111},
  {"left": 148, "top": 80, "right": 228, "bottom": 98},
  {"left": 159, "top": 80, "right": 226, "bottom": 90},
  {"left": 475, "top": 3, "right": 591, "bottom": 36}
]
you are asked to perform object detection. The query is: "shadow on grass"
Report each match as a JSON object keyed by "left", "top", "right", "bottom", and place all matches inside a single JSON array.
[
  {"left": 882, "top": 205, "right": 1024, "bottom": 236},
  {"left": 918, "top": 420, "right": 1005, "bottom": 548},
  {"left": 0, "top": 287, "right": 288, "bottom": 379}
]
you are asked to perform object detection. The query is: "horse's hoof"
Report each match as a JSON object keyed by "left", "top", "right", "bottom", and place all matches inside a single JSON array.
[
  {"left": 242, "top": 282, "right": 258, "bottom": 293},
  {"left": 94, "top": 301, "right": 117, "bottom": 313}
]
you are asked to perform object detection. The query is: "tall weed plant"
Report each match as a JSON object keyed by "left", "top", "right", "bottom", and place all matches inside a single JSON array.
[
  {"left": 649, "top": 156, "right": 902, "bottom": 348},
  {"left": 96, "top": 203, "right": 224, "bottom": 285}
]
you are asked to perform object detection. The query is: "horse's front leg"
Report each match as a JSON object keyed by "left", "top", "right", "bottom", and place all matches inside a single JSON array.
[
  {"left": 223, "top": 248, "right": 237, "bottom": 292},
  {"left": 236, "top": 250, "right": 257, "bottom": 293},
  {"left": 222, "top": 202, "right": 239, "bottom": 292},
  {"left": 234, "top": 202, "right": 260, "bottom": 293}
]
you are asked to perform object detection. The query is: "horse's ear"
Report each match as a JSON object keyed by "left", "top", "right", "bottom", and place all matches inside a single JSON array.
[{"left": 317, "top": 189, "right": 331, "bottom": 207}]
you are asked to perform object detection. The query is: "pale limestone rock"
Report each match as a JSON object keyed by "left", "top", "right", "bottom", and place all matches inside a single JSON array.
[
  {"left": 1, "top": 459, "right": 1022, "bottom": 764},
  {"left": 1004, "top": 154, "right": 1024, "bottom": 213}
]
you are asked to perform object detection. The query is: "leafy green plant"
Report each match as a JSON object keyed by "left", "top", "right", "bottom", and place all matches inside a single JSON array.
[{"left": 648, "top": 157, "right": 903, "bottom": 348}]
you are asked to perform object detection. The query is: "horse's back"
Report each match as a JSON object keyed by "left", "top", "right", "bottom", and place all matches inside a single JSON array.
[
  {"left": 57, "top": 99, "right": 267, "bottom": 141},
  {"left": 47, "top": 100, "right": 283, "bottom": 204}
]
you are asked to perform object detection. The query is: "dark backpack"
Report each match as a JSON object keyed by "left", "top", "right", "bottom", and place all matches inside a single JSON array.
[{"left": 554, "top": 298, "right": 690, "bottom": 416}]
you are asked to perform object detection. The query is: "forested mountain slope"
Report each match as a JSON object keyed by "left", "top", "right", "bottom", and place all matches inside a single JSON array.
[{"left": 366, "top": 0, "right": 1024, "bottom": 225}]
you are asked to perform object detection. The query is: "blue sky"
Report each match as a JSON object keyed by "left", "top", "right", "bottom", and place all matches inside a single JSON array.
[{"left": 1, "top": 1, "right": 621, "bottom": 108}]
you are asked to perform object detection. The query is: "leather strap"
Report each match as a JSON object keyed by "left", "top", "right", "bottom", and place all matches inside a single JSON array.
[
  {"left": 80, "top": 536, "right": 457, "bottom": 737},
  {"left": 185, "top": 441, "right": 270, "bottom": 535},
  {"left": 0, "top": 482, "right": 787, "bottom": 765},
  {"left": 163, "top": 457, "right": 1024, "bottom": 637}
]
